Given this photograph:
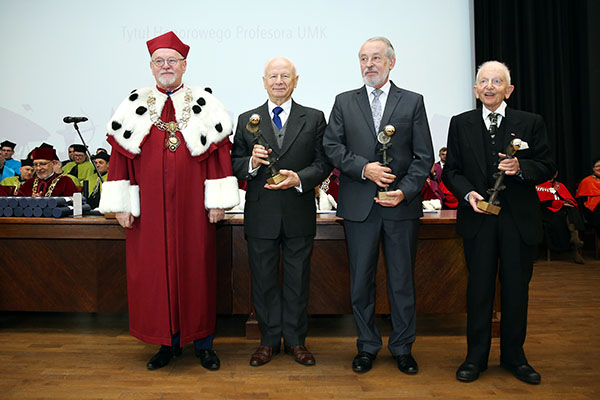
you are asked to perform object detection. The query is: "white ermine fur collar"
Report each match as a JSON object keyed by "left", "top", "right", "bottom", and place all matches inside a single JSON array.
[{"left": 106, "top": 85, "right": 232, "bottom": 156}]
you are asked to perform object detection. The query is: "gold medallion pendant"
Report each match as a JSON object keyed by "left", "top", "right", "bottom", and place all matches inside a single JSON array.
[{"left": 166, "top": 134, "right": 181, "bottom": 152}]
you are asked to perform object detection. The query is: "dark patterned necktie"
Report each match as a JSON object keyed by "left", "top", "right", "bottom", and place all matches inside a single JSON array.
[{"left": 489, "top": 112, "right": 498, "bottom": 139}]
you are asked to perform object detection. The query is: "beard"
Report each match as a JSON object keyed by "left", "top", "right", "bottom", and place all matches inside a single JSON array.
[
  {"left": 158, "top": 72, "right": 177, "bottom": 87},
  {"left": 362, "top": 67, "right": 388, "bottom": 87}
]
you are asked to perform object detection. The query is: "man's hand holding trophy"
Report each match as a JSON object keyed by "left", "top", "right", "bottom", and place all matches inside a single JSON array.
[
  {"left": 476, "top": 138, "right": 524, "bottom": 215},
  {"left": 246, "top": 114, "right": 286, "bottom": 185}
]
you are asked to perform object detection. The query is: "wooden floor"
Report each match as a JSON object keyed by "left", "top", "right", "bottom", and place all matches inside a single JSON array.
[{"left": 1, "top": 253, "right": 599, "bottom": 399}]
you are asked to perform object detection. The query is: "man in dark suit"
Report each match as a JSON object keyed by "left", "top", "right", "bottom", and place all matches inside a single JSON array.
[
  {"left": 231, "top": 57, "right": 331, "bottom": 367},
  {"left": 442, "top": 61, "right": 554, "bottom": 384},
  {"left": 323, "top": 37, "right": 433, "bottom": 375}
]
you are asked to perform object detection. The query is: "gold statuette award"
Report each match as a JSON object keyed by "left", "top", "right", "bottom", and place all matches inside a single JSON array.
[
  {"left": 246, "top": 114, "right": 285, "bottom": 185},
  {"left": 476, "top": 138, "right": 523, "bottom": 215},
  {"left": 376, "top": 125, "right": 396, "bottom": 200}
]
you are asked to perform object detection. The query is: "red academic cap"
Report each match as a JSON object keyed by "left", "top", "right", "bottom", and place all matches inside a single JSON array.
[
  {"left": 31, "top": 147, "right": 57, "bottom": 161},
  {"left": 147, "top": 31, "right": 189, "bottom": 58}
]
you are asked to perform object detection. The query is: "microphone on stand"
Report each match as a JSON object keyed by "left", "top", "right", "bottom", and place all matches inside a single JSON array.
[{"left": 63, "top": 116, "right": 88, "bottom": 124}]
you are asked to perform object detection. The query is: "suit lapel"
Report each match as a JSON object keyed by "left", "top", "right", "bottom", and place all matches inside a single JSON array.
[
  {"left": 256, "top": 102, "right": 280, "bottom": 156},
  {"left": 355, "top": 86, "right": 377, "bottom": 136},
  {"left": 279, "top": 100, "right": 306, "bottom": 157},
  {"left": 502, "top": 107, "right": 523, "bottom": 153},
  {"left": 467, "top": 110, "right": 487, "bottom": 177}
]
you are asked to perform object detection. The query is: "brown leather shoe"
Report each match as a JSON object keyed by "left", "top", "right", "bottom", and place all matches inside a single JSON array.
[
  {"left": 249, "top": 346, "right": 280, "bottom": 367},
  {"left": 284, "top": 345, "right": 316, "bottom": 366}
]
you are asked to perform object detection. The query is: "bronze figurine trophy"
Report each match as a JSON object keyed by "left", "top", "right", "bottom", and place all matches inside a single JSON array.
[
  {"left": 376, "top": 125, "right": 396, "bottom": 200},
  {"left": 246, "top": 114, "right": 285, "bottom": 185},
  {"left": 476, "top": 138, "right": 523, "bottom": 215}
]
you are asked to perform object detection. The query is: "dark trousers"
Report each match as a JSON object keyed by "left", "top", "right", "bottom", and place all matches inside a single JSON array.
[
  {"left": 247, "top": 234, "right": 314, "bottom": 347},
  {"left": 344, "top": 205, "right": 419, "bottom": 356},
  {"left": 462, "top": 210, "right": 534, "bottom": 368}
]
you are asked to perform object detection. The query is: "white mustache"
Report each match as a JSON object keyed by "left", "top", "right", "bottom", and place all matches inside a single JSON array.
[{"left": 363, "top": 67, "right": 378, "bottom": 76}]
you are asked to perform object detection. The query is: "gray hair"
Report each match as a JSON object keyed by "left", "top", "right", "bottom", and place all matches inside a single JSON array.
[
  {"left": 475, "top": 60, "right": 512, "bottom": 85},
  {"left": 360, "top": 37, "right": 395, "bottom": 59}
]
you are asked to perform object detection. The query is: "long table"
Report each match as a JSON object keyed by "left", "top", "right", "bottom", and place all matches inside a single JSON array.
[{"left": 0, "top": 211, "right": 499, "bottom": 337}]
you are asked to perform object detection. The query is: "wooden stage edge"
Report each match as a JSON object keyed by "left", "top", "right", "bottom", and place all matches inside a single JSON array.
[{"left": 0, "top": 210, "right": 500, "bottom": 338}]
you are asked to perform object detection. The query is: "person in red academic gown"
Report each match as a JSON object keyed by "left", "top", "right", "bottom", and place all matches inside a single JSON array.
[
  {"left": 99, "top": 31, "right": 239, "bottom": 371},
  {"left": 576, "top": 157, "right": 600, "bottom": 235},
  {"left": 536, "top": 172, "right": 585, "bottom": 263},
  {"left": 18, "top": 148, "right": 77, "bottom": 197}
]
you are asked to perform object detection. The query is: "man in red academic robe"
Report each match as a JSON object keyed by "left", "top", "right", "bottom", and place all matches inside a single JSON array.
[
  {"left": 18, "top": 148, "right": 77, "bottom": 197},
  {"left": 536, "top": 172, "right": 585, "bottom": 263},
  {"left": 99, "top": 31, "right": 239, "bottom": 371}
]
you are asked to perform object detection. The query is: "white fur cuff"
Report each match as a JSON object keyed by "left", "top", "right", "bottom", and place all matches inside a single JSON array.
[
  {"left": 99, "top": 180, "right": 140, "bottom": 216},
  {"left": 205, "top": 176, "right": 240, "bottom": 209},
  {"left": 129, "top": 185, "right": 140, "bottom": 217}
]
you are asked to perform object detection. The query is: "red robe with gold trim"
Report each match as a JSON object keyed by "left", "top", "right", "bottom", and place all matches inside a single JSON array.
[
  {"left": 100, "top": 85, "right": 238, "bottom": 346},
  {"left": 535, "top": 180, "right": 577, "bottom": 212},
  {"left": 17, "top": 174, "right": 77, "bottom": 197}
]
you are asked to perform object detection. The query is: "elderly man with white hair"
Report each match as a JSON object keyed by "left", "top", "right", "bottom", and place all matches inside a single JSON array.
[{"left": 443, "top": 61, "right": 555, "bottom": 384}]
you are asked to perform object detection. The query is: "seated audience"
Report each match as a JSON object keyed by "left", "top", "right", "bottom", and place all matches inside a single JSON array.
[
  {"left": 440, "top": 181, "right": 458, "bottom": 209},
  {"left": 0, "top": 159, "right": 34, "bottom": 195},
  {"left": 576, "top": 156, "right": 600, "bottom": 234},
  {"left": 86, "top": 152, "right": 110, "bottom": 208},
  {"left": 62, "top": 144, "right": 95, "bottom": 181},
  {"left": 537, "top": 172, "right": 585, "bottom": 264},
  {"left": 0, "top": 156, "right": 16, "bottom": 181},
  {"left": 316, "top": 169, "right": 339, "bottom": 211},
  {"left": 1, "top": 140, "right": 21, "bottom": 174},
  {"left": 432, "top": 146, "right": 446, "bottom": 184},
  {"left": 421, "top": 166, "right": 444, "bottom": 202},
  {"left": 18, "top": 147, "right": 77, "bottom": 197}
]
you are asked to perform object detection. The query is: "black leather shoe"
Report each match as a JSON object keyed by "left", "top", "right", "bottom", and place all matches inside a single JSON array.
[
  {"left": 195, "top": 349, "right": 220, "bottom": 371},
  {"left": 394, "top": 353, "right": 418, "bottom": 374},
  {"left": 501, "top": 362, "right": 541, "bottom": 384},
  {"left": 146, "top": 345, "right": 182, "bottom": 370},
  {"left": 456, "top": 361, "right": 486, "bottom": 382},
  {"left": 352, "top": 351, "right": 376, "bottom": 373}
]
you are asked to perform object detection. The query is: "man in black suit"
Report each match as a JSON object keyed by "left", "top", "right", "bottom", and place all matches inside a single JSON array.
[
  {"left": 231, "top": 57, "right": 331, "bottom": 367},
  {"left": 323, "top": 37, "right": 433, "bottom": 374},
  {"left": 442, "top": 61, "right": 554, "bottom": 384}
]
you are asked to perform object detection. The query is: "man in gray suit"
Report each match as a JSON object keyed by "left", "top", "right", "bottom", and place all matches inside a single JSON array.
[
  {"left": 323, "top": 37, "right": 433, "bottom": 374},
  {"left": 231, "top": 57, "right": 331, "bottom": 367}
]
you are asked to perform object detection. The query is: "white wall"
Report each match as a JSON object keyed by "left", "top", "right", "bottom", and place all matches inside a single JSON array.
[{"left": 0, "top": 0, "right": 474, "bottom": 161}]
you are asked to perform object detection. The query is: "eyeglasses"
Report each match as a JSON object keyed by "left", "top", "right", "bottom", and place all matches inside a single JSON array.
[
  {"left": 151, "top": 58, "right": 185, "bottom": 67},
  {"left": 33, "top": 160, "right": 53, "bottom": 168},
  {"left": 477, "top": 78, "right": 505, "bottom": 87}
]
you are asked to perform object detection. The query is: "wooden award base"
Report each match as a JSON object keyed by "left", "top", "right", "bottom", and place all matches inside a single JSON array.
[
  {"left": 267, "top": 174, "right": 286, "bottom": 185},
  {"left": 477, "top": 200, "right": 501, "bottom": 215},
  {"left": 378, "top": 191, "right": 393, "bottom": 200}
]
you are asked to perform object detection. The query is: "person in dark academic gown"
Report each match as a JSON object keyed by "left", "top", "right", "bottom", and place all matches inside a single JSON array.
[
  {"left": 18, "top": 148, "right": 77, "bottom": 197},
  {"left": 62, "top": 144, "right": 95, "bottom": 182},
  {"left": 1, "top": 158, "right": 34, "bottom": 195},
  {"left": 1, "top": 140, "right": 21, "bottom": 174},
  {"left": 85, "top": 152, "right": 109, "bottom": 209},
  {"left": 99, "top": 31, "right": 239, "bottom": 371}
]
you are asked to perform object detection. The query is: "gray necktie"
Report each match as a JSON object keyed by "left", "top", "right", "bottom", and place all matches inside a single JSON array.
[
  {"left": 371, "top": 89, "right": 383, "bottom": 133},
  {"left": 489, "top": 112, "right": 498, "bottom": 139}
]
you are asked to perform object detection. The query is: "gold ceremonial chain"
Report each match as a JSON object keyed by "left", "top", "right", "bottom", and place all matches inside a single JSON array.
[
  {"left": 32, "top": 173, "right": 67, "bottom": 197},
  {"left": 320, "top": 174, "right": 331, "bottom": 192},
  {"left": 147, "top": 87, "right": 193, "bottom": 152},
  {"left": 12, "top": 179, "right": 26, "bottom": 195}
]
